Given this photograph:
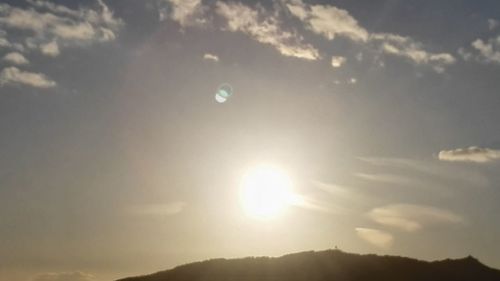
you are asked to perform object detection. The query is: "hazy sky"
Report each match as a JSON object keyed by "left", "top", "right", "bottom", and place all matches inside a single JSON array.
[{"left": 1, "top": 1, "right": 500, "bottom": 281}]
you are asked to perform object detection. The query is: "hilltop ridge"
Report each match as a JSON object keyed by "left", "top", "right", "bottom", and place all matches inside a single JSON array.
[{"left": 118, "top": 249, "right": 500, "bottom": 281}]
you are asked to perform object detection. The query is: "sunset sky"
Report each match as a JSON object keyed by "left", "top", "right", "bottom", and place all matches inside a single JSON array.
[{"left": 1, "top": 1, "right": 500, "bottom": 281}]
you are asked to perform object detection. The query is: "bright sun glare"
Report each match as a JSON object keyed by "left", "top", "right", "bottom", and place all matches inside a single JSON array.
[{"left": 240, "top": 165, "right": 295, "bottom": 220}]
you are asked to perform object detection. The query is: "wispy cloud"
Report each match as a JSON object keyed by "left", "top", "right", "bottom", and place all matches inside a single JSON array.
[
  {"left": 368, "top": 204, "right": 464, "bottom": 232},
  {"left": 488, "top": 19, "right": 499, "bottom": 31},
  {"left": 0, "top": 0, "right": 122, "bottom": 88},
  {"left": 355, "top": 227, "right": 394, "bottom": 248},
  {"left": 286, "top": 0, "right": 369, "bottom": 42},
  {"left": 129, "top": 201, "right": 186, "bottom": 216},
  {"left": 0, "top": 0, "right": 122, "bottom": 45},
  {"left": 356, "top": 172, "right": 415, "bottom": 186},
  {"left": 371, "top": 33, "right": 456, "bottom": 73},
  {"left": 215, "top": 1, "right": 320, "bottom": 60},
  {"left": 307, "top": 180, "right": 367, "bottom": 214},
  {"left": 459, "top": 29, "right": 500, "bottom": 64},
  {"left": 330, "top": 56, "right": 346, "bottom": 68},
  {"left": 164, "top": 0, "right": 208, "bottom": 28},
  {"left": 470, "top": 36, "right": 500, "bottom": 64},
  {"left": 0, "top": 67, "right": 56, "bottom": 88},
  {"left": 203, "top": 53, "right": 219, "bottom": 62},
  {"left": 358, "top": 157, "right": 490, "bottom": 188},
  {"left": 438, "top": 146, "right": 500, "bottom": 163},
  {"left": 290, "top": 194, "right": 340, "bottom": 214},
  {"left": 40, "top": 41, "right": 60, "bottom": 57},
  {"left": 3, "top": 52, "right": 29, "bottom": 65},
  {"left": 285, "top": 0, "right": 455, "bottom": 72},
  {"left": 32, "top": 272, "right": 95, "bottom": 281}
]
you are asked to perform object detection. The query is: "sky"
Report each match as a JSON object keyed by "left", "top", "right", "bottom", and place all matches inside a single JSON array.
[{"left": 1, "top": 0, "right": 500, "bottom": 281}]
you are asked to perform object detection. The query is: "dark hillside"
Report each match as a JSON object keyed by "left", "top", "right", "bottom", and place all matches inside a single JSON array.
[{"left": 118, "top": 250, "right": 500, "bottom": 281}]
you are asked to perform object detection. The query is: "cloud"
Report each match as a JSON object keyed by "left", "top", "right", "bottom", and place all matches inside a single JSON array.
[
  {"left": 40, "top": 41, "right": 60, "bottom": 57},
  {"left": 129, "top": 201, "right": 186, "bottom": 216},
  {"left": 356, "top": 172, "right": 416, "bottom": 186},
  {"left": 290, "top": 194, "right": 341, "bottom": 214},
  {"left": 286, "top": 0, "right": 368, "bottom": 42},
  {"left": 470, "top": 36, "right": 500, "bottom": 64},
  {"left": 488, "top": 19, "right": 499, "bottom": 31},
  {"left": 0, "top": 0, "right": 122, "bottom": 87},
  {"left": 355, "top": 227, "right": 393, "bottom": 248},
  {"left": 312, "top": 180, "right": 352, "bottom": 197},
  {"left": 309, "top": 180, "right": 368, "bottom": 214},
  {"left": 330, "top": 56, "right": 346, "bottom": 68},
  {"left": 165, "top": 0, "right": 207, "bottom": 27},
  {"left": 203, "top": 53, "right": 219, "bottom": 62},
  {"left": 3, "top": 52, "right": 29, "bottom": 65},
  {"left": 371, "top": 33, "right": 456, "bottom": 73},
  {"left": 358, "top": 157, "right": 490, "bottom": 188},
  {"left": 459, "top": 30, "right": 500, "bottom": 64},
  {"left": 0, "top": 0, "right": 123, "bottom": 51},
  {"left": 438, "top": 146, "right": 500, "bottom": 163},
  {"left": 0, "top": 30, "right": 11, "bottom": 48},
  {"left": 285, "top": 0, "right": 455, "bottom": 72},
  {"left": 32, "top": 272, "right": 95, "bottom": 281},
  {"left": 215, "top": 1, "right": 319, "bottom": 60},
  {"left": 0, "top": 67, "right": 56, "bottom": 88},
  {"left": 368, "top": 204, "right": 464, "bottom": 232}
]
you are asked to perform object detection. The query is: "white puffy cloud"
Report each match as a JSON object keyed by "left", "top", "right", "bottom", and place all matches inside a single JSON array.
[
  {"left": 3, "top": 52, "right": 29, "bottom": 65},
  {"left": 285, "top": 0, "right": 455, "bottom": 72},
  {"left": 355, "top": 227, "right": 393, "bottom": 248},
  {"left": 165, "top": 0, "right": 207, "bottom": 27},
  {"left": 32, "top": 272, "right": 95, "bottom": 281},
  {"left": 470, "top": 37, "right": 500, "bottom": 64},
  {"left": 368, "top": 204, "right": 464, "bottom": 232},
  {"left": 0, "top": 67, "right": 56, "bottom": 88},
  {"left": 371, "top": 33, "right": 456, "bottom": 73},
  {"left": 40, "top": 41, "right": 60, "bottom": 57},
  {"left": 215, "top": 1, "right": 319, "bottom": 60},
  {"left": 330, "top": 55, "right": 346, "bottom": 68},
  {"left": 286, "top": 0, "right": 368, "bottom": 42},
  {"left": 0, "top": 0, "right": 122, "bottom": 88},
  {"left": 0, "top": 0, "right": 122, "bottom": 51},
  {"left": 129, "top": 201, "right": 186, "bottom": 216},
  {"left": 438, "top": 146, "right": 500, "bottom": 163},
  {"left": 203, "top": 53, "right": 219, "bottom": 62}
]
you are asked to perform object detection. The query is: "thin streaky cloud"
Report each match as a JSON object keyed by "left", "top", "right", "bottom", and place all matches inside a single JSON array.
[
  {"left": 358, "top": 157, "right": 490, "bottom": 188},
  {"left": 215, "top": 1, "right": 320, "bottom": 60},
  {"left": 439, "top": 146, "right": 500, "bottom": 163},
  {"left": 368, "top": 204, "right": 464, "bottom": 232},
  {"left": 32, "top": 271, "right": 95, "bottom": 281},
  {"left": 285, "top": 0, "right": 455, "bottom": 72},
  {"left": 0, "top": 67, "right": 56, "bottom": 88},
  {"left": 203, "top": 53, "right": 219, "bottom": 62},
  {"left": 129, "top": 201, "right": 186, "bottom": 216},
  {"left": 355, "top": 227, "right": 394, "bottom": 249}
]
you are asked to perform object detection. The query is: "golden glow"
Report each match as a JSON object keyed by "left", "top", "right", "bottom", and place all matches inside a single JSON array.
[{"left": 240, "top": 165, "right": 295, "bottom": 220}]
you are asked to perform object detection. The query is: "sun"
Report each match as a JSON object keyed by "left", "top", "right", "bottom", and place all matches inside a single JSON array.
[{"left": 240, "top": 165, "right": 295, "bottom": 220}]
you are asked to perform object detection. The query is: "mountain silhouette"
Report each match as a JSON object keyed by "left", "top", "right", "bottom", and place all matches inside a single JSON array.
[{"left": 117, "top": 250, "right": 500, "bottom": 281}]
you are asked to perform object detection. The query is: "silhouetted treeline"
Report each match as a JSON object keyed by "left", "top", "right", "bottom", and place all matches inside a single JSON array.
[{"left": 118, "top": 250, "right": 500, "bottom": 281}]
